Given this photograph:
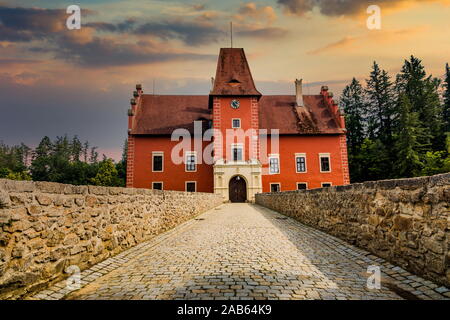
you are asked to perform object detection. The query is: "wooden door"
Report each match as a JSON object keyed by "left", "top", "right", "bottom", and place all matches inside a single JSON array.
[{"left": 229, "top": 176, "right": 247, "bottom": 203}]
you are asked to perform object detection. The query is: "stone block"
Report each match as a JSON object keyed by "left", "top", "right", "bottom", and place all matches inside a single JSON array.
[
  {"left": 88, "top": 186, "right": 108, "bottom": 195},
  {"left": 35, "top": 181, "right": 63, "bottom": 194},
  {"left": 0, "top": 210, "right": 12, "bottom": 225},
  {"left": 0, "top": 191, "right": 11, "bottom": 208},
  {"left": 36, "top": 194, "right": 53, "bottom": 206}
]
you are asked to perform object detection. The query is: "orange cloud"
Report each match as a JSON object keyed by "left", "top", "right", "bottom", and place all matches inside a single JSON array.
[
  {"left": 307, "top": 36, "right": 357, "bottom": 55},
  {"left": 307, "top": 26, "right": 428, "bottom": 55},
  {"left": 234, "top": 2, "right": 277, "bottom": 25}
]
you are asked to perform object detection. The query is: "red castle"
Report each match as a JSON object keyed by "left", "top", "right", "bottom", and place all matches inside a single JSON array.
[{"left": 126, "top": 48, "right": 350, "bottom": 202}]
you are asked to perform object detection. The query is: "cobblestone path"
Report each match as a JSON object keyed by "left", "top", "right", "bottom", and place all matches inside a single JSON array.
[{"left": 32, "top": 203, "right": 449, "bottom": 300}]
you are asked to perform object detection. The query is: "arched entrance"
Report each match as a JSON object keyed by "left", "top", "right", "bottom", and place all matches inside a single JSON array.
[{"left": 229, "top": 176, "right": 247, "bottom": 203}]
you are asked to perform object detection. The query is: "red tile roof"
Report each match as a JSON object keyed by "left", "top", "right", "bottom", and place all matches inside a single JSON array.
[
  {"left": 210, "top": 48, "right": 261, "bottom": 96},
  {"left": 259, "top": 95, "right": 343, "bottom": 134},
  {"left": 131, "top": 95, "right": 211, "bottom": 135},
  {"left": 130, "top": 94, "right": 343, "bottom": 135}
]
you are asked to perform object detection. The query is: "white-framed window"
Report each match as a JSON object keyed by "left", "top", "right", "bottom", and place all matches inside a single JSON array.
[
  {"left": 185, "top": 181, "right": 196, "bottom": 192},
  {"left": 152, "top": 181, "right": 163, "bottom": 190},
  {"left": 231, "top": 144, "right": 243, "bottom": 162},
  {"left": 185, "top": 151, "right": 197, "bottom": 172},
  {"left": 270, "top": 183, "right": 281, "bottom": 193},
  {"left": 321, "top": 182, "right": 332, "bottom": 188},
  {"left": 319, "top": 153, "right": 331, "bottom": 173},
  {"left": 232, "top": 118, "right": 241, "bottom": 128},
  {"left": 152, "top": 152, "right": 164, "bottom": 172},
  {"left": 295, "top": 153, "right": 307, "bottom": 173},
  {"left": 297, "top": 182, "right": 308, "bottom": 190},
  {"left": 269, "top": 154, "right": 280, "bottom": 174}
]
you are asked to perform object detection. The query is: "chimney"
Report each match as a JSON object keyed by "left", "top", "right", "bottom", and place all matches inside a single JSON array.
[
  {"left": 136, "top": 84, "right": 143, "bottom": 95},
  {"left": 295, "top": 79, "right": 304, "bottom": 107}
]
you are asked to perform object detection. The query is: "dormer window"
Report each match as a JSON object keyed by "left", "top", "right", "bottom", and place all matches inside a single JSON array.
[{"left": 227, "top": 79, "right": 241, "bottom": 87}]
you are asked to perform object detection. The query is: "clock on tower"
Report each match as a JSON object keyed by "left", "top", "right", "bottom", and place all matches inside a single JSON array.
[{"left": 230, "top": 99, "right": 240, "bottom": 109}]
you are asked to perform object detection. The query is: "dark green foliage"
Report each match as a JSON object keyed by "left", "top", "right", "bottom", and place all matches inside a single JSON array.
[
  {"left": 443, "top": 63, "right": 450, "bottom": 133},
  {"left": 394, "top": 94, "right": 424, "bottom": 177},
  {"left": 340, "top": 78, "right": 367, "bottom": 182},
  {"left": 0, "top": 142, "right": 31, "bottom": 180},
  {"left": 365, "top": 62, "right": 396, "bottom": 146},
  {"left": 341, "top": 78, "right": 366, "bottom": 151},
  {"left": 341, "top": 56, "right": 449, "bottom": 182},
  {"left": 0, "top": 135, "right": 126, "bottom": 187}
]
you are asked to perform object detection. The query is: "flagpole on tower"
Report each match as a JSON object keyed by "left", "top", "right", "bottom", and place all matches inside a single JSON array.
[{"left": 230, "top": 21, "right": 233, "bottom": 48}]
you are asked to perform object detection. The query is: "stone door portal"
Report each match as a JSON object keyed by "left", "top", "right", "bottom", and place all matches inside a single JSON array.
[{"left": 229, "top": 176, "right": 247, "bottom": 203}]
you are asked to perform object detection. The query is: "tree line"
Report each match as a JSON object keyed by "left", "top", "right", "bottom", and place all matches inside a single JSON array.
[
  {"left": 340, "top": 56, "right": 450, "bottom": 183},
  {"left": 0, "top": 135, "right": 127, "bottom": 187}
]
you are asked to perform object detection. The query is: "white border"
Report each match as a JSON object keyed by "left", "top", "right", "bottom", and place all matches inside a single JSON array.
[
  {"left": 231, "top": 143, "right": 244, "bottom": 162},
  {"left": 152, "top": 151, "right": 164, "bottom": 172},
  {"left": 295, "top": 153, "right": 307, "bottom": 173},
  {"left": 185, "top": 181, "right": 197, "bottom": 192},
  {"left": 185, "top": 151, "right": 197, "bottom": 172},
  {"left": 268, "top": 153, "right": 280, "bottom": 175},
  {"left": 319, "top": 153, "right": 331, "bottom": 173},
  {"left": 270, "top": 182, "right": 281, "bottom": 192},
  {"left": 296, "top": 182, "right": 308, "bottom": 190},
  {"left": 231, "top": 118, "right": 241, "bottom": 129},
  {"left": 152, "top": 181, "right": 164, "bottom": 190}
]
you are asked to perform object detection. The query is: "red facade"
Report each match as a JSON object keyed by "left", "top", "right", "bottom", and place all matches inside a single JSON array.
[{"left": 126, "top": 48, "right": 349, "bottom": 201}]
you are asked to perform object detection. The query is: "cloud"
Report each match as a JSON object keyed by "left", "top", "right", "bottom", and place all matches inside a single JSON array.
[
  {"left": 136, "top": 20, "right": 225, "bottom": 45},
  {"left": 192, "top": 4, "right": 207, "bottom": 11},
  {"left": 54, "top": 36, "right": 216, "bottom": 67},
  {"left": 0, "top": 5, "right": 218, "bottom": 67},
  {"left": 85, "top": 19, "right": 137, "bottom": 33},
  {"left": 236, "top": 2, "right": 277, "bottom": 24},
  {"left": 85, "top": 18, "right": 226, "bottom": 46},
  {"left": 277, "top": 0, "right": 450, "bottom": 17},
  {"left": 307, "top": 27, "right": 427, "bottom": 55},
  {"left": 307, "top": 36, "right": 356, "bottom": 55},
  {"left": 236, "top": 26, "right": 288, "bottom": 39},
  {"left": 0, "top": 58, "right": 42, "bottom": 65},
  {"left": 0, "top": 5, "right": 94, "bottom": 41}
]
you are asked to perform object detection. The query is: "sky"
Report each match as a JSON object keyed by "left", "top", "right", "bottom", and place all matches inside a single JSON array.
[{"left": 1, "top": 0, "right": 450, "bottom": 160}]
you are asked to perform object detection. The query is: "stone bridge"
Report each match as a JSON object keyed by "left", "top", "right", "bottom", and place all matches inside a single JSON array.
[{"left": 0, "top": 175, "right": 449, "bottom": 300}]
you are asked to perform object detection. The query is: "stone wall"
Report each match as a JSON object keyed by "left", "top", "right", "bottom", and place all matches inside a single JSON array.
[
  {"left": 255, "top": 173, "right": 450, "bottom": 287},
  {"left": 0, "top": 179, "right": 222, "bottom": 299}
]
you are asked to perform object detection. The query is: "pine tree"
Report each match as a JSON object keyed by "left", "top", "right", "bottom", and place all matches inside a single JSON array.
[
  {"left": 30, "top": 136, "right": 53, "bottom": 181},
  {"left": 340, "top": 78, "right": 366, "bottom": 182},
  {"left": 362, "top": 62, "right": 397, "bottom": 179},
  {"left": 396, "top": 56, "right": 443, "bottom": 151},
  {"left": 341, "top": 78, "right": 366, "bottom": 150},
  {"left": 394, "top": 94, "right": 424, "bottom": 177},
  {"left": 365, "top": 62, "right": 395, "bottom": 145},
  {"left": 89, "top": 146, "right": 99, "bottom": 164},
  {"left": 71, "top": 136, "right": 83, "bottom": 162},
  {"left": 443, "top": 63, "right": 450, "bottom": 133}
]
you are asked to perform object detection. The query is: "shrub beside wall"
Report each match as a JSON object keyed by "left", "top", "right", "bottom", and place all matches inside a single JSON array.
[
  {"left": 256, "top": 173, "right": 450, "bottom": 287},
  {"left": 0, "top": 179, "right": 222, "bottom": 299}
]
